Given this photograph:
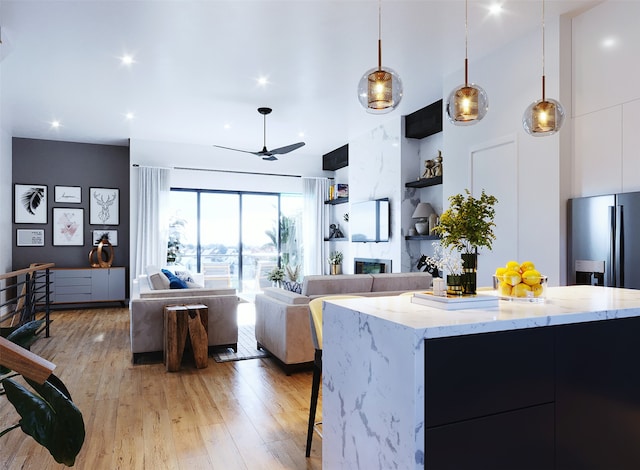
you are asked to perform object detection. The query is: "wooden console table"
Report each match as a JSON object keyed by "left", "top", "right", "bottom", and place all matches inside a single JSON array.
[{"left": 163, "top": 304, "right": 208, "bottom": 372}]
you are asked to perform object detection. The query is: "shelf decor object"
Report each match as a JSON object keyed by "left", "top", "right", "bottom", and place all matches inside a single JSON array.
[
  {"left": 522, "top": 0, "right": 565, "bottom": 136},
  {"left": 357, "top": 0, "right": 402, "bottom": 114},
  {"left": 445, "top": 0, "right": 488, "bottom": 126},
  {"left": 412, "top": 202, "right": 435, "bottom": 236}
]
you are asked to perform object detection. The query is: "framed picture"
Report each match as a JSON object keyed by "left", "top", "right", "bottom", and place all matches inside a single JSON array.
[
  {"left": 55, "top": 185, "right": 81, "bottom": 203},
  {"left": 92, "top": 229, "right": 118, "bottom": 246},
  {"left": 14, "top": 184, "right": 47, "bottom": 224},
  {"left": 17, "top": 229, "right": 45, "bottom": 247},
  {"left": 53, "top": 208, "right": 84, "bottom": 246},
  {"left": 90, "top": 187, "right": 119, "bottom": 225}
]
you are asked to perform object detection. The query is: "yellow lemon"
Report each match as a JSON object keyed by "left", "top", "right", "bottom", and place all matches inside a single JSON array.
[
  {"left": 513, "top": 283, "right": 532, "bottom": 298},
  {"left": 505, "top": 260, "right": 520, "bottom": 271},
  {"left": 531, "top": 283, "right": 545, "bottom": 297},
  {"left": 495, "top": 267, "right": 507, "bottom": 282},
  {"left": 522, "top": 269, "right": 542, "bottom": 286},
  {"left": 503, "top": 269, "right": 522, "bottom": 286},
  {"left": 499, "top": 282, "right": 513, "bottom": 297},
  {"left": 520, "top": 261, "right": 536, "bottom": 273}
]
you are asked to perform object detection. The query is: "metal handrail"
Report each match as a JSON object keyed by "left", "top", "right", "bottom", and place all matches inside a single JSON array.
[{"left": 0, "top": 263, "right": 54, "bottom": 337}]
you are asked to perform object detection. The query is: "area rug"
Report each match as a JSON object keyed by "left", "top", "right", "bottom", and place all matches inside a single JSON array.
[{"left": 212, "top": 323, "right": 270, "bottom": 363}]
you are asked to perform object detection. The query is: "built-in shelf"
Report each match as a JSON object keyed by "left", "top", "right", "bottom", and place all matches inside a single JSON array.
[
  {"left": 405, "top": 235, "right": 440, "bottom": 240},
  {"left": 324, "top": 197, "right": 349, "bottom": 205},
  {"left": 324, "top": 237, "right": 348, "bottom": 242},
  {"left": 405, "top": 175, "right": 442, "bottom": 188}
]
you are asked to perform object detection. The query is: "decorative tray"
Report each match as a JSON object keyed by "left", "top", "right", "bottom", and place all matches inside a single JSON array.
[{"left": 411, "top": 291, "right": 499, "bottom": 310}]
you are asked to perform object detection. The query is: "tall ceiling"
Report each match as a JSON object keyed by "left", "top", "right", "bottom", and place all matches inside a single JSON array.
[{"left": 1, "top": 1, "right": 595, "bottom": 168}]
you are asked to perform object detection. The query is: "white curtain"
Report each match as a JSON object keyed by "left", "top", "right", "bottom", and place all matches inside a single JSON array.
[
  {"left": 303, "top": 177, "right": 330, "bottom": 276},
  {"left": 135, "top": 167, "right": 170, "bottom": 277}
]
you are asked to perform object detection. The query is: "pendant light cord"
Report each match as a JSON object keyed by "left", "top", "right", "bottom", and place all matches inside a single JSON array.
[
  {"left": 464, "top": 0, "right": 469, "bottom": 86},
  {"left": 541, "top": 0, "right": 546, "bottom": 101},
  {"left": 377, "top": 0, "right": 382, "bottom": 70}
]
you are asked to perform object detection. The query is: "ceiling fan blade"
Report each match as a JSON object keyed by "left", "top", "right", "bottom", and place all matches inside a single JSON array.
[
  {"left": 268, "top": 142, "right": 306, "bottom": 155},
  {"left": 262, "top": 156, "right": 278, "bottom": 161},
  {"left": 212, "top": 144, "right": 256, "bottom": 155}
]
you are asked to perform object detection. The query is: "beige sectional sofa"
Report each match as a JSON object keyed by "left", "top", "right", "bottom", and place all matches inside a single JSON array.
[
  {"left": 254, "top": 272, "right": 432, "bottom": 374},
  {"left": 129, "top": 268, "right": 239, "bottom": 363}
]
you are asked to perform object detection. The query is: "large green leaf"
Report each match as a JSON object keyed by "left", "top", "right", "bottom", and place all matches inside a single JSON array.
[
  {"left": 0, "top": 320, "right": 45, "bottom": 375},
  {"left": 2, "top": 376, "right": 85, "bottom": 466}
]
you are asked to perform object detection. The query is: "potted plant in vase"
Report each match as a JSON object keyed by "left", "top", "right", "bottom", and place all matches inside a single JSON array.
[
  {"left": 266, "top": 266, "right": 285, "bottom": 288},
  {"left": 328, "top": 251, "right": 343, "bottom": 275},
  {"left": 432, "top": 189, "right": 498, "bottom": 295}
]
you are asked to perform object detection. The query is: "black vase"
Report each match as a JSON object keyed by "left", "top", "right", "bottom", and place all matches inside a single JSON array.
[{"left": 461, "top": 253, "right": 477, "bottom": 295}]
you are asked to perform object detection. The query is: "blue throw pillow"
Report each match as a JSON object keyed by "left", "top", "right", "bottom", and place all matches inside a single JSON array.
[{"left": 161, "top": 268, "right": 187, "bottom": 289}]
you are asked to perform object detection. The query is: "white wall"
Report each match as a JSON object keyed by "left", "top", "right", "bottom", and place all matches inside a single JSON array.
[
  {"left": 572, "top": 1, "right": 640, "bottom": 196},
  {"left": 442, "top": 17, "right": 567, "bottom": 287}
]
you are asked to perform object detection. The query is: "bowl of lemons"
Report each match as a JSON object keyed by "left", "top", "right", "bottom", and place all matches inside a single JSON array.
[{"left": 493, "top": 260, "right": 547, "bottom": 302}]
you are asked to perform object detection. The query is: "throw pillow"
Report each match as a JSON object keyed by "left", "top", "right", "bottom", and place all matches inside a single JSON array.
[
  {"left": 282, "top": 280, "right": 302, "bottom": 294},
  {"left": 161, "top": 268, "right": 188, "bottom": 289},
  {"left": 174, "top": 270, "right": 203, "bottom": 289}
]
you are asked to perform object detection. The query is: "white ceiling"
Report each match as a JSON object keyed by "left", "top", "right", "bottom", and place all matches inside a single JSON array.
[{"left": 1, "top": 1, "right": 595, "bottom": 169}]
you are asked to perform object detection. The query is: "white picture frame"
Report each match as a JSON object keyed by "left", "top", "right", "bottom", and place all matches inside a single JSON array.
[
  {"left": 14, "top": 184, "right": 47, "bottom": 224},
  {"left": 17, "top": 229, "right": 45, "bottom": 247},
  {"left": 54, "top": 185, "right": 82, "bottom": 203},
  {"left": 92, "top": 230, "right": 118, "bottom": 246},
  {"left": 90, "top": 187, "right": 119, "bottom": 225},
  {"left": 53, "top": 208, "right": 84, "bottom": 246}
]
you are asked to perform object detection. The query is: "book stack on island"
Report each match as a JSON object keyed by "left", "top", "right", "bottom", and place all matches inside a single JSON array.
[
  {"left": 411, "top": 291, "right": 499, "bottom": 310},
  {"left": 329, "top": 184, "right": 349, "bottom": 200}
]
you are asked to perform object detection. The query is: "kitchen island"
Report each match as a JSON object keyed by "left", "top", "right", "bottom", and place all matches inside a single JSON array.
[{"left": 322, "top": 286, "right": 640, "bottom": 469}]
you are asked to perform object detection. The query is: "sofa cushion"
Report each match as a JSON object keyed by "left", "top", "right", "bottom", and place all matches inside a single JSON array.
[
  {"left": 147, "top": 266, "right": 170, "bottom": 290},
  {"left": 139, "top": 287, "right": 235, "bottom": 299},
  {"left": 174, "top": 269, "right": 203, "bottom": 288},
  {"left": 162, "top": 269, "right": 188, "bottom": 289},
  {"left": 263, "top": 287, "right": 309, "bottom": 305},
  {"left": 302, "top": 274, "right": 373, "bottom": 297},
  {"left": 371, "top": 272, "right": 432, "bottom": 292}
]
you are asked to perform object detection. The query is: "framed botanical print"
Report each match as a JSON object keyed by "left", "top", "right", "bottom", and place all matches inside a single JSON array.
[
  {"left": 14, "top": 184, "right": 47, "bottom": 224},
  {"left": 90, "top": 187, "right": 119, "bottom": 225},
  {"left": 54, "top": 185, "right": 82, "bottom": 203},
  {"left": 53, "top": 208, "right": 84, "bottom": 246}
]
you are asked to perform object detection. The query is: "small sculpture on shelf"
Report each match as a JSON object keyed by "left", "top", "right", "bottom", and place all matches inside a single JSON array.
[
  {"left": 421, "top": 159, "right": 435, "bottom": 179},
  {"left": 433, "top": 150, "right": 443, "bottom": 177},
  {"left": 329, "top": 223, "right": 344, "bottom": 239}
]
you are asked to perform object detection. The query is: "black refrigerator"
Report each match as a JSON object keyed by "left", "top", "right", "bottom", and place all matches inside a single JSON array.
[{"left": 568, "top": 191, "right": 640, "bottom": 289}]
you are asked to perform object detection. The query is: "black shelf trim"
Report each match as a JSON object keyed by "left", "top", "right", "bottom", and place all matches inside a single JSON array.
[
  {"left": 405, "top": 176, "right": 443, "bottom": 188},
  {"left": 405, "top": 235, "right": 440, "bottom": 240},
  {"left": 324, "top": 197, "right": 349, "bottom": 205},
  {"left": 324, "top": 237, "right": 348, "bottom": 241}
]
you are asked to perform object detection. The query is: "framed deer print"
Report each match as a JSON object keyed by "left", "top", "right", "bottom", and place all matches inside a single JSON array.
[{"left": 90, "top": 187, "right": 119, "bottom": 225}]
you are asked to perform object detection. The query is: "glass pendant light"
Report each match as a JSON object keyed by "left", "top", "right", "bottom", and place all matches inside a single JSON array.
[
  {"left": 357, "top": 0, "right": 402, "bottom": 114},
  {"left": 446, "top": 0, "right": 488, "bottom": 126},
  {"left": 523, "top": 0, "right": 565, "bottom": 136}
]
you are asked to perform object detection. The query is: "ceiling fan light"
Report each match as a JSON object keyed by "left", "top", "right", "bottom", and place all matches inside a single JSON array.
[
  {"left": 523, "top": 98, "right": 565, "bottom": 136},
  {"left": 358, "top": 67, "right": 402, "bottom": 113},
  {"left": 446, "top": 83, "right": 488, "bottom": 125}
]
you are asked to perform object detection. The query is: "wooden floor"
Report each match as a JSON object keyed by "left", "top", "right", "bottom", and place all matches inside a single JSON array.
[{"left": 0, "top": 307, "right": 323, "bottom": 469}]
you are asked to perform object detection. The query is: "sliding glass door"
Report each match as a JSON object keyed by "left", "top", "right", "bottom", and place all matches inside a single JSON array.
[{"left": 167, "top": 189, "right": 302, "bottom": 295}]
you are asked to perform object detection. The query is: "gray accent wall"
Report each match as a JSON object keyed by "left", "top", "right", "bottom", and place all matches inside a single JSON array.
[{"left": 12, "top": 138, "right": 130, "bottom": 293}]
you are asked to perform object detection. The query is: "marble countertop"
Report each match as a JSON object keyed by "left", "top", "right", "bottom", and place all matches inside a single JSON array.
[{"left": 325, "top": 285, "right": 640, "bottom": 339}]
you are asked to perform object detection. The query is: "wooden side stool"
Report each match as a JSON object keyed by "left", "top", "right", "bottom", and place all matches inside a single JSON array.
[{"left": 164, "top": 304, "right": 209, "bottom": 372}]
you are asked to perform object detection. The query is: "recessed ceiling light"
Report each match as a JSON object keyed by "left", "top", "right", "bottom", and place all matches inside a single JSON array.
[
  {"left": 489, "top": 3, "right": 503, "bottom": 15},
  {"left": 125, "top": 112, "right": 134, "bottom": 120},
  {"left": 257, "top": 76, "right": 269, "bottom": 87},
  {"left": 121, "top": 54, "right": 135, "bottom": 66},
  {"left": 51, "top": 120, "right": 61, "bottom": 129},
  {"left": 298, "top": 131, "right": 305, "bottom": 138},
  {"left": 602, "top": 37, "right": 617, "bottom": 49},
  {"left": 224, "top": 123, "right": 231, "bottom": 130}
]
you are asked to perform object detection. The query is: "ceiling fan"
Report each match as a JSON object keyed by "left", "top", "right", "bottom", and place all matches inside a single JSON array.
[{"left": 213, "top": 107, "right": 305, "bottom": 161}]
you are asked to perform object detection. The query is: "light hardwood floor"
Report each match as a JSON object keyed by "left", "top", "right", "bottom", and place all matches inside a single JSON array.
[{"left": 0, "top": 307, "right": 323, "bottom": 469}]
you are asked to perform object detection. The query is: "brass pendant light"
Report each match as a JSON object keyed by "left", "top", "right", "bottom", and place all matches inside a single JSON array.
[
  {"left": 446, "top": 0, "right": 488, "bottom": 126},
  {"left": 357, "top": 0, "right": 403, "bottom": 114},
  {"left": 522, "top": 0, "right": 565, "bottom": 136}
]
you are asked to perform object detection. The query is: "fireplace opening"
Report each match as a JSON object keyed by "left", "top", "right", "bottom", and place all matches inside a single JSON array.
[{"left": 354, "top": 258, "right": 392, "bottom": 274}]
